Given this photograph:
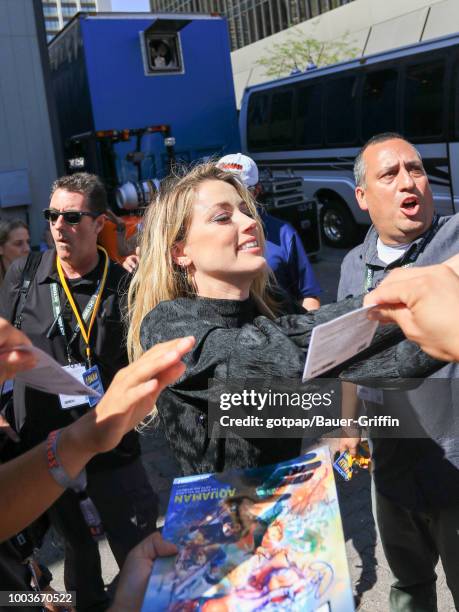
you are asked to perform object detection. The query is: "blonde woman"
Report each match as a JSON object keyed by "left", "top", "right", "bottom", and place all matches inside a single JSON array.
[{"left": 127, "top": 163, "right": 440, "bottom": 476}]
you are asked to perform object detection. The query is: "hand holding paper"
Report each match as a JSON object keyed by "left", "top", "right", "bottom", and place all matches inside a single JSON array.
[
  {"left": 7, "top": 345, "right": 100, "bottom": 397},
  {"left": 303, "top": 304, "right": 378, "bottom": 380}
]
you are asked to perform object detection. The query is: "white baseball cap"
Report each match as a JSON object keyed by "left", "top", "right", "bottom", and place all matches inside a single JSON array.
[{"left": 216, "top": 153, "right": 259, "bottom": 188}]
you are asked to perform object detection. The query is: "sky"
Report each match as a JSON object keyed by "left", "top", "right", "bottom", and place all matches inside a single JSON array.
[{"left": 110, "top": 0, "right": 149, "bottom": 11}]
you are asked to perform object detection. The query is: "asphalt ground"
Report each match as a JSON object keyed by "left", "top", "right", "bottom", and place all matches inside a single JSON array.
[{"left": 39, "top": 246, "right": 456, "bottom": 611}]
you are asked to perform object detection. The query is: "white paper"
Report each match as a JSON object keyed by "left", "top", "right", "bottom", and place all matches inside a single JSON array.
[
  {"left": 357, "top": 384, "right": 384, "bottom": 405},
  {"left": 59, "top": 363, "right": 91, "bottom": 409},
  {"left": 302, "top": 304, "right": 378, "bottom": 380},
  {"left": 2, "top": 345, "right": 100, "bottom": 397}
]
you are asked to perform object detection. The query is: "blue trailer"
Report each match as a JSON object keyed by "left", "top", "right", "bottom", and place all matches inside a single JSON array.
[{"left": 48, "top": 12, "right": 240, "bottom": 206}]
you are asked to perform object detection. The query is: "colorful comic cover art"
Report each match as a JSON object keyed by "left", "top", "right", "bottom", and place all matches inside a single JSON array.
[{"left": 142, "top": 446, "right": 354, "bottom": 612}]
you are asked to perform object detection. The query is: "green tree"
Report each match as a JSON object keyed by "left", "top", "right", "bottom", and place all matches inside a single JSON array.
[{"left": 257, "top": 29, "right": 358, "bottom": 78}]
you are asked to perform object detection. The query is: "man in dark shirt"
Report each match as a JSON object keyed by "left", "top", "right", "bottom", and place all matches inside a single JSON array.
[{"left": 0, "top": 173, "right": 158, "bottom": 612}]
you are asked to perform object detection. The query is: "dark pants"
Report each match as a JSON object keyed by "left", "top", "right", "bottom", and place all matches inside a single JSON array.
[
  {"left": 47, "top": 458, "right": 158, "bottom": 612},
  {"left": 374, "top": 489, "right": 459, "bottom": 612},
  {"left": 0, "top": 542, "right": 35, "bottom": 612}
]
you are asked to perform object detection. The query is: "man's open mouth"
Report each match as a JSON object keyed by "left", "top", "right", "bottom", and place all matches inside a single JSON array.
[{"left": 401, "top": 198, "right": 420, "bottom": 216}]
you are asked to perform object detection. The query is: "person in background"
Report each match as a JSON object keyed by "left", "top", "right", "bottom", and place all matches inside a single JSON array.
[
  {"left": 103, "top": 209, "right": 141, "bottom": 273},
  {"left": 102, "top": 176, "right": 160, "bottom": 273},
  {"left": 217, "top": 154, "right": 321, "bottom": 310},
  {"left": 104, "top": 209, "right": 139, "bottom": 259},
  {"left": 0, "top": 173, "right": 159, "bottom": 612},
  {"left": 39, "top": 225, "right": 54, "bottom": 253},
  {"left": 0, "top": 219, "right": 30, "bottom": 284}
]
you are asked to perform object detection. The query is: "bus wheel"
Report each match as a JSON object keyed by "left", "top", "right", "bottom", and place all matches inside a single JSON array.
[{"left": 320, "top": 200, "right": 358, "bottom": 248}]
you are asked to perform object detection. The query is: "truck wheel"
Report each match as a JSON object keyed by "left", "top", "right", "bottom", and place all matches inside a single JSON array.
[{"left": 320, "top": 200, "right": 359, "bottom": 248}]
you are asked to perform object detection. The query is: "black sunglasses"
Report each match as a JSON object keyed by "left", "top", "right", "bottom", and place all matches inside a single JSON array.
[{"left": 43, "top": 208, "right": 100, "bottom": 225}]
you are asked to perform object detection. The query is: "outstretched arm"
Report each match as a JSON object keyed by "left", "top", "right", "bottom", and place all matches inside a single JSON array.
[
  {"left": 0, "top": 318, "right": 37, "bottom": 383},
  {"left": 110, "top": 532, "right": 178, "bottom": 612},
  {"left": 365, "top": 262, "right": 459, "bottom": 362},
  {"left": 0, "top": 336, "right": 194, "bottom": 542}
]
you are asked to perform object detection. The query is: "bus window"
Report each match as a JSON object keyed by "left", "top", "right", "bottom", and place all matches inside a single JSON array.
[
  {"left": 270, "top": 89, "right": 294, "bottom": 146},
  {"left": 361, "top": 69, "right": 398, "bottom": 141},
  {"left": 404, "top": 60, "right": 445, "bottom": 139},
  {"left": 247, "top": 92, "right": 271, "bottom": 150},
  {"left": 296, "top": 83, "right": 323, "bottom": 148},
  {"left": 325, "top": 76, "right": 358, "bottom": 145}
]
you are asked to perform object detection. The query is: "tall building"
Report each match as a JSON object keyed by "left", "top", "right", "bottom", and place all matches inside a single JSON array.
[
  {"left": 0, "top": 0, "right": 63, "bottom": 245},
  {"left": 149, "top": 0, "right": 354, "bottom": 50},
  {"left": 41, "top": 0, "right": 112, "bottom": 42}
]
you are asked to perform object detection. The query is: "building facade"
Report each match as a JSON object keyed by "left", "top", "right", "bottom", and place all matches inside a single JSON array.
[
  {"left": 0, "top": 0, "right": 63, "bottom": 245},
  {"left": 149, "top": 0, "right": 354, "bottom": 50},
  {"left": 42, "top": 0, "right": 111, "bottom": 42},
  {"left": 231, "top": 0, "right": 459, "bottom": 105}
]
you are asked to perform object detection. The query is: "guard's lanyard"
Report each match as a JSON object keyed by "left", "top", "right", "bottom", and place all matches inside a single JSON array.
[
  {"left": 53, "top": 246, "right": 109, "bottom": 367},
  {"left": 363, "top": 214, "right": 440, "bottom": 293},
  {"left": 50, "top": 284, "right": 99, "bottom": 364}
]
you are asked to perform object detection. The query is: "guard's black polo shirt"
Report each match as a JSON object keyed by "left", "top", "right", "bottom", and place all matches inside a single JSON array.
[{"left": 0, "top": 248, "right": 139, "bottom": 471}]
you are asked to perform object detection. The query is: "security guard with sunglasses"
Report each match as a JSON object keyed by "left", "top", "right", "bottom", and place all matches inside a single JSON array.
[{"left": 0, "top": 173, "right": 158, "bottom": 612}]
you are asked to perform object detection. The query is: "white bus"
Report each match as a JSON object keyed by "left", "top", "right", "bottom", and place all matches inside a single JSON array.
[{"left": 240, "top": 32, "right": 459, "bottom": 247}]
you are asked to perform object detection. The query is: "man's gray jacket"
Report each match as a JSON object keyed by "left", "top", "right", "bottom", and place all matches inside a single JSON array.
[{"left": 338, "top": 214, "right": 459, "bottom": 510}]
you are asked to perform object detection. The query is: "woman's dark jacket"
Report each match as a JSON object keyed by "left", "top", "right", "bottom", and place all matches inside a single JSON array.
[{"left": 140, "top": 295, "right": 443, "bottom": 476}]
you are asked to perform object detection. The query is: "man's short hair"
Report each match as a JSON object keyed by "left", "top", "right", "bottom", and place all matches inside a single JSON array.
[
  {"left": 50, "top": 173, "right": 107, "bottom": 215},
  {"left": 353, "top": 132, "right": 422, "bottom": 188}
]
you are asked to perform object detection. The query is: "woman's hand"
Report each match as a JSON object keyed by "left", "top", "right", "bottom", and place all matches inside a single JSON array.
[
  {"left": 122, "top": 254, "right": 139, "bottom": 274},
  {"left": 64, "top": 336, "right": 195, "bottom": 457},
  {"left": 0, "top": 318, "right": 36, "bottom": 384},
  {"left": 443, "top": 253, "right": 459, "bottom": 277},
  {"left": 365, "top": 264, "right": 459, "bottom": 362},
  {"left": 110, "top": 532, "right": 178, "bottom": 612}
]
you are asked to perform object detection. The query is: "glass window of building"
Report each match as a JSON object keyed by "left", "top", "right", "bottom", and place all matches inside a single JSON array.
[
  {"left": 61, "top": 3, "right": 77, "bottom": 17},
  {"left": 149, "top": 0, "right": 356, "bottom": 51},
  {"left": 279, "top": 0, "right": 289, "bottom": 31},
  {"left": 45, "top": 18, "right": 59, "bottom": 30},
  {"left": 43, "top": 4, "right": 58, "bottom": 16},
  {"left": 308, "top": 0, "right": 321, "bottom": 18},
  {"left": 262, "top": 1, "right": 272, "bottom": 37}
]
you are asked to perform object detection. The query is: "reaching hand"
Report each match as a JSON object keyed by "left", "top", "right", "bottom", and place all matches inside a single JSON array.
[
  {"left": 122, "top": 254, "right": 139, "bottom": 274},
  {"left": 365, "top": 263, "right": 459, "bottom": 362},
  {"left": 338, "top": 434, "right": 361, "bottom": 457},
  {"left": 0, "top": 413, "right": 19, "bottom": 442},
  {"left": 443, "top": 252, "right": 459, "bottom": 277},
  {"left": 0, "top": 318, "right": 37, "bottom": 384},
  {"left": 70, "top": 336, "right": 195, "bottom": 456},
  {"left": 110, "top": 532, "right": 178, "bottom": 612},
  {"left": 104, "top": 209, "right": 124, "bottom": 228}
]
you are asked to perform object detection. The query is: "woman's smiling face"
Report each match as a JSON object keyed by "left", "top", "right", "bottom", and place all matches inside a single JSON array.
[{"left": 173, "top": 179, "right": 266, "bottom": 299}]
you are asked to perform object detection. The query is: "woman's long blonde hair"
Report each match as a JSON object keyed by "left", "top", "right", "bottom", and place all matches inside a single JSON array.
[{"left": 127, "top": 161, "right": 277, "bottom": 362}]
